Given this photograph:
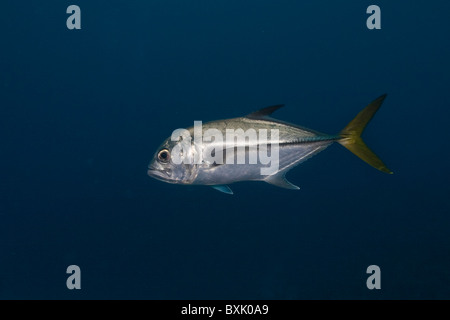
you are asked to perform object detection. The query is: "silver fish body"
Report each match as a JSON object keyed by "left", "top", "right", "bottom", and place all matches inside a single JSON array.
[{"left": 190, "top": 117, "right": 336, "bottom": 186}]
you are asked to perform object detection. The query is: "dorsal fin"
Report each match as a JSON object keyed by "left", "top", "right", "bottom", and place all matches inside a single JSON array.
[{"left": 246, "top": 104, "right": 284, "bottom": 119}]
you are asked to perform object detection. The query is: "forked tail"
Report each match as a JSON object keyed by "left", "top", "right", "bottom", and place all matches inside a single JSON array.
[{"left": 338, "top": 94, "right": 393, "bottom": 174}]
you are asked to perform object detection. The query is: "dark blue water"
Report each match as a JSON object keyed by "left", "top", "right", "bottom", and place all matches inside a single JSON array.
[{"left": 1, "top": 0, "right": 449, "bottom": 299}]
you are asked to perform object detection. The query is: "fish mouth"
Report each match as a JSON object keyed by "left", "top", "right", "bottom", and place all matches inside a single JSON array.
[{"left": 147, "top": 166, "right": 172, "bottom": 181}]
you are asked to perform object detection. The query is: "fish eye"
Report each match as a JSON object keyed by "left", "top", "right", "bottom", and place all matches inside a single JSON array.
[{"left": 157, "top": 149, "right": 170, "bottom": 163}]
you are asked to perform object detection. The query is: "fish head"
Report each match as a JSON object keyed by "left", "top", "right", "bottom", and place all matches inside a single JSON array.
[{"left": 147, "top": 137, "right": 197, "bottom": 184}]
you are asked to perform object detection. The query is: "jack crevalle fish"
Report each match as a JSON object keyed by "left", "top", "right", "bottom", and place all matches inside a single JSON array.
[{"left": 147, "top": 95, "right": 392, "bottom": 194}]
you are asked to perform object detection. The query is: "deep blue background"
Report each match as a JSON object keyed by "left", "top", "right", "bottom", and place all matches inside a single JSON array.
[{"left": 1, "top": 0, "right": 449, "bottom": 299}]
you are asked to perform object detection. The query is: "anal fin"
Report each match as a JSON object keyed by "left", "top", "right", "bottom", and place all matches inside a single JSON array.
[{"left": 265, "top": 173, "right": 300, "bottom": 190}]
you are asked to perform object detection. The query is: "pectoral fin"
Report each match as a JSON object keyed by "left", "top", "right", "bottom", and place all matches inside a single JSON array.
[
  {"left": 265, "top": 173, "right": 300, "bottom": 190},
  {"left": 211, "top": 185, "right": 234, "bottom": 195}
]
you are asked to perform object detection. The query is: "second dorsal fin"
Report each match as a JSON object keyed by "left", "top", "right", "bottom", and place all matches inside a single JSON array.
[{"left": 246, "top": 104, "right": 284, "bottom": 119}]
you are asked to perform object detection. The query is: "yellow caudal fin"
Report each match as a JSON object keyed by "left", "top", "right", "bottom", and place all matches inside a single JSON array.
[{"left": 338, "top": 94, "right": 393, "bottom": 174}]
